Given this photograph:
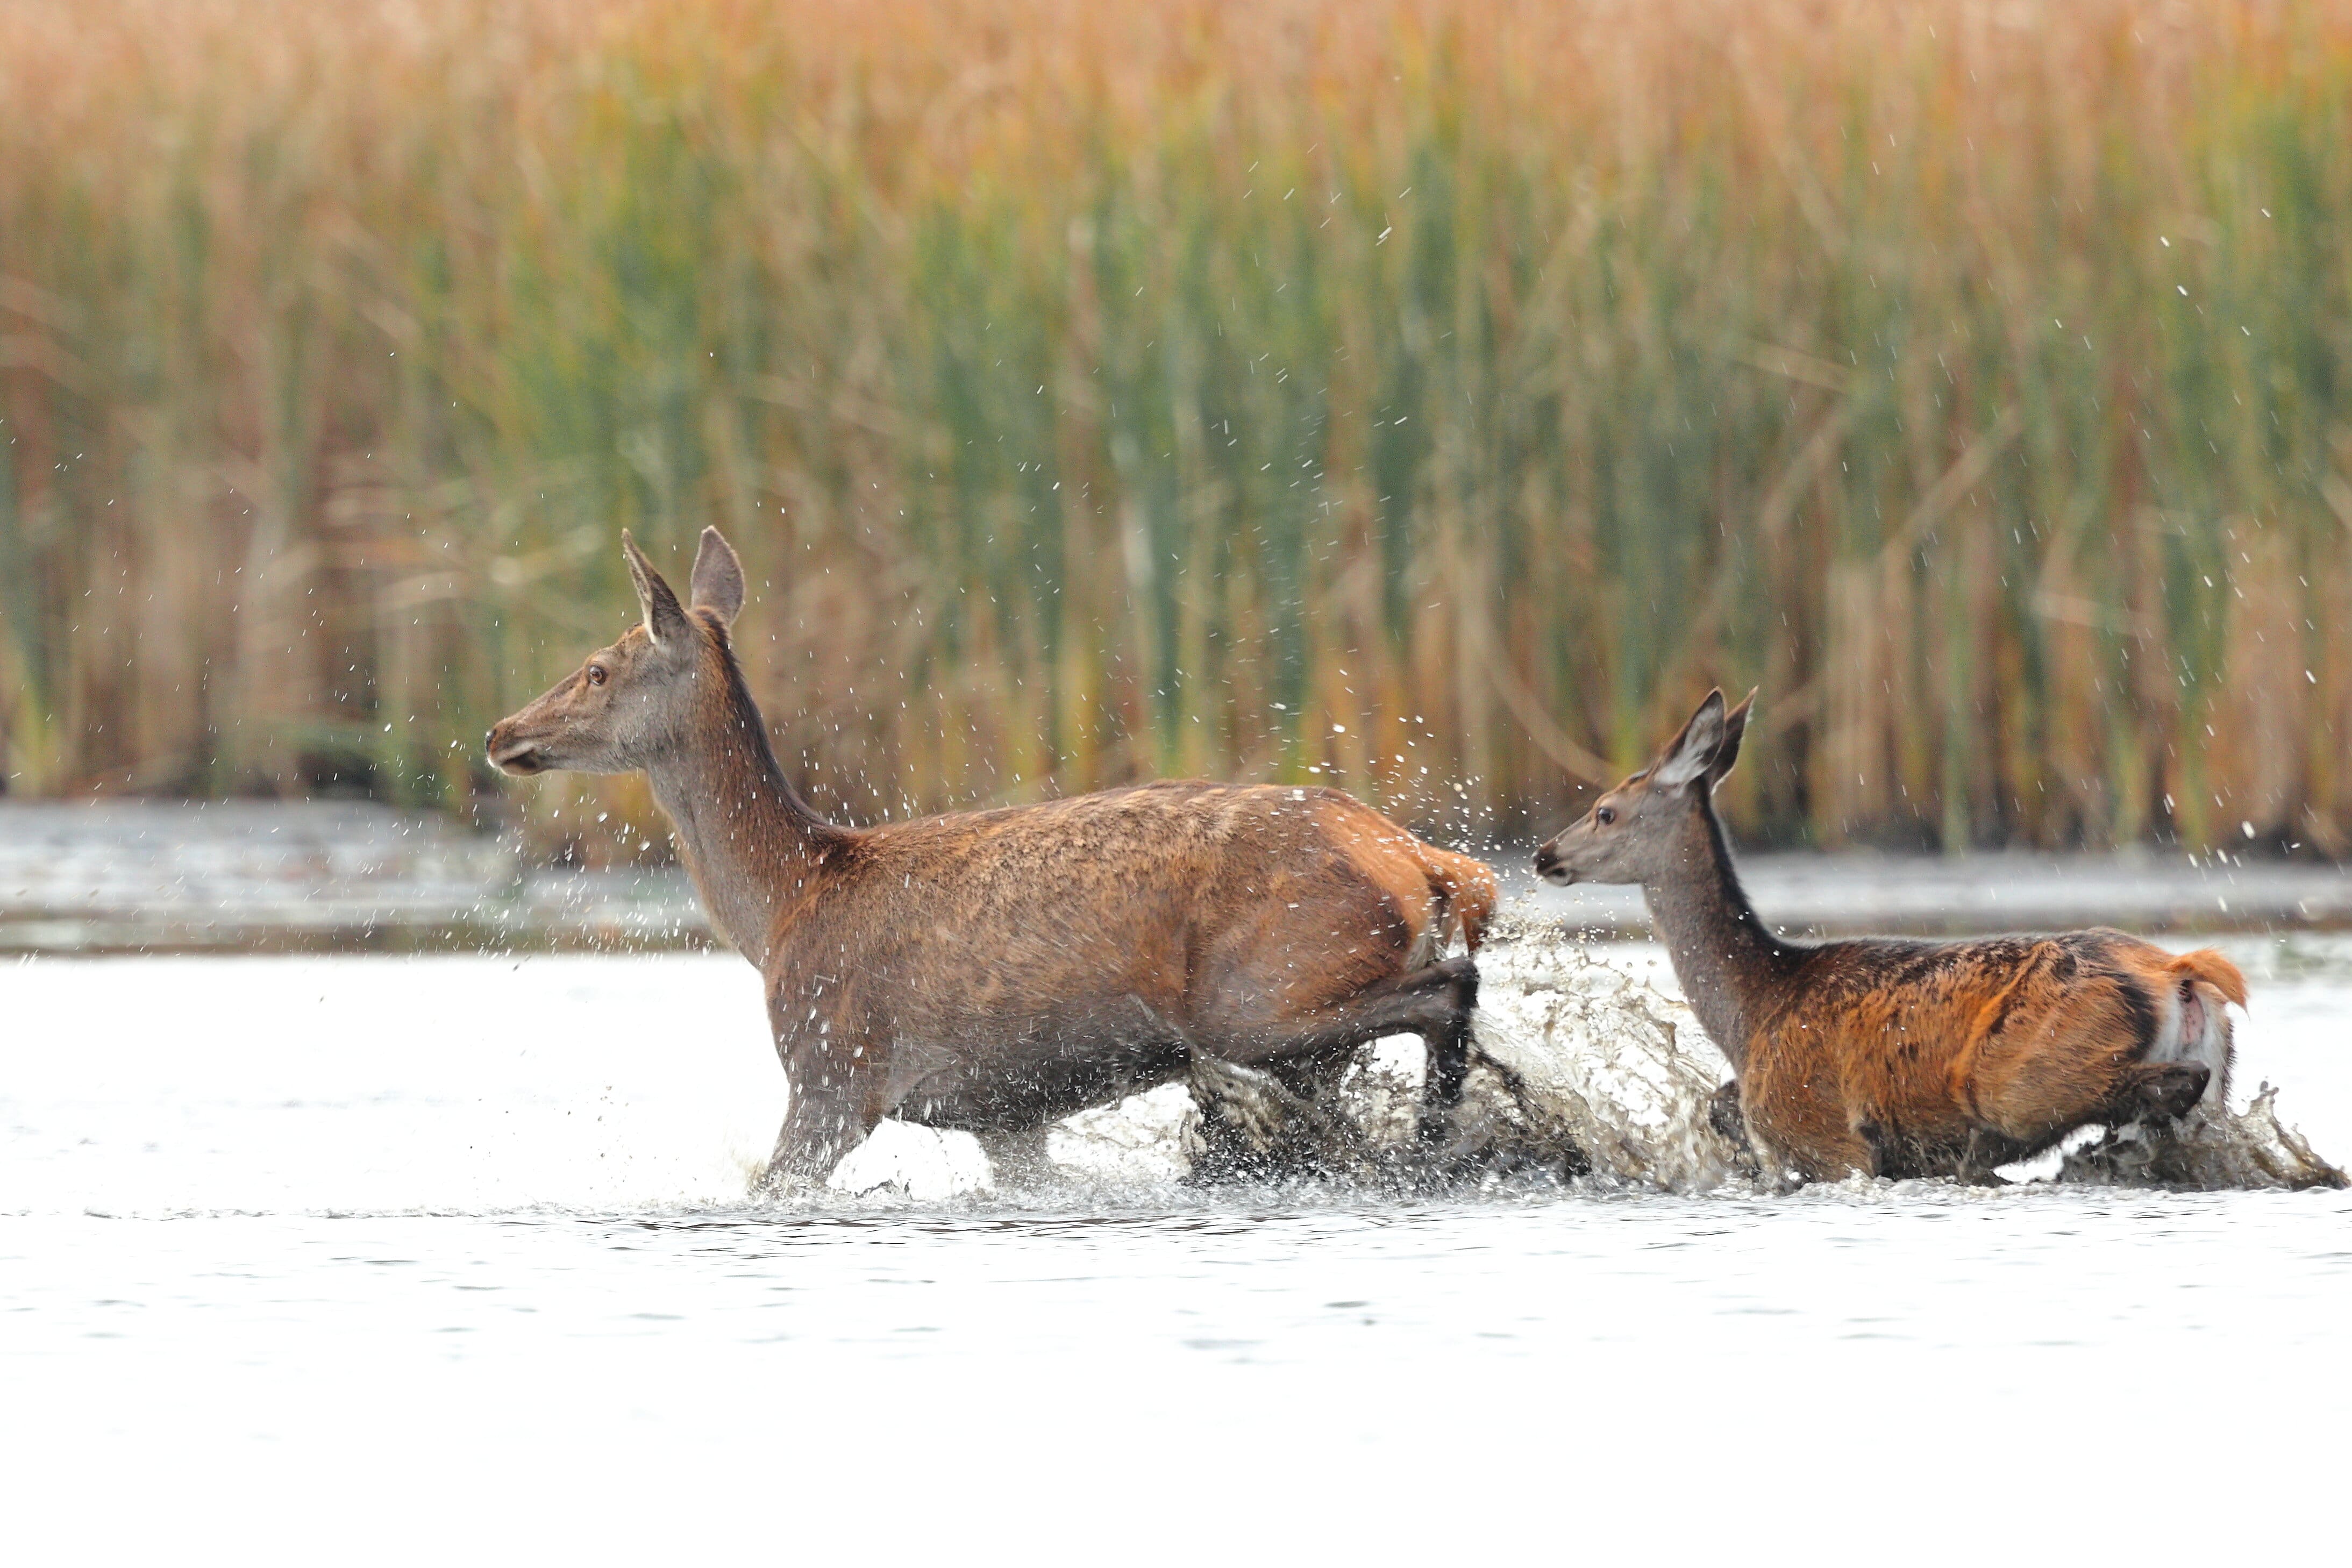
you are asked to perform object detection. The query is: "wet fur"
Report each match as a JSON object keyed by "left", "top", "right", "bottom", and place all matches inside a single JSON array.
[
  {"left": 1738, "top": 930, "right": 2242, "bottom": 1181},
  {"left": 490, "top": 531, "right": 1496, "bottom": 1192},
  {"left": 766, "top": 772, "right": 1493, "bottom": 1157},
  {"left": 1537, "top": 689, "right": 2245, "bottom": 1185}
]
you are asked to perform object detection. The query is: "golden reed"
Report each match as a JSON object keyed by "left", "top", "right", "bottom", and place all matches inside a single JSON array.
[{"left": 3, "top": 0, "right": 2350, "bottom": 859}]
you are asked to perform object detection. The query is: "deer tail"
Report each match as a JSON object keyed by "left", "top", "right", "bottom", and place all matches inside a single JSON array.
[
  {"left": 2169, "top": 948, "right": 2249, "bottom": 1008},
  {"left": 1420, "top": 847, "right": 1498, "bottom": 954}
]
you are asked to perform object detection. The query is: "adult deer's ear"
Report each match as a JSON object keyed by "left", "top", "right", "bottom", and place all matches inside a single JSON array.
[
  {"left": 689, "top": 526, "right": 745, "bottom": 626},
  {"left": 622, "top": 530, "right": 692, "bottom": 649},
  {"left": 1706, "top": 689, "right": 1757, "bottom": 791},
  {"left": 1651, "top": 689, "right": 1727, "bottom": 790}
]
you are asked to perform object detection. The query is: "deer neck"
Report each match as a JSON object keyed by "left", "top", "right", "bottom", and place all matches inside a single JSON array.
[
  {"left": 644, "top": 638, "right": 843, "bottom": 968},
  {"left": 1640, "top": 799, "right": 1788, "bottom": 1072}
]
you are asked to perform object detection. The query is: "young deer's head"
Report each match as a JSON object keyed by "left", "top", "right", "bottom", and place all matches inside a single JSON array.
[
  {"left": 1534, "top": 688, "right": 1755, "bottom": 886},
  {"left": 484, "top": 528, "right": 745, "bottom": 777}
]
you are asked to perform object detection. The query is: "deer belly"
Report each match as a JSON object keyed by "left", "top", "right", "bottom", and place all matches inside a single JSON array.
[{"left": 889, "top": 1028, "right": 1190, "bottom": 1134}]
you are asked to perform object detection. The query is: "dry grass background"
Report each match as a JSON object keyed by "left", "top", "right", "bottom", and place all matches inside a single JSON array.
[{"left": 4, "top": 0, "right": 2351, "bottom": 859}]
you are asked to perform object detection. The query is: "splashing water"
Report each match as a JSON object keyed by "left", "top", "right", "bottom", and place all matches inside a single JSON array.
[
  {"left": 1458, "top": 908, "right": 1751, "bottom": 1189},
  {"left": 938, "top": 907, "right": 1749, "bottom": 1198},
  {"left": 1458, "top": 906, "right": 2342, "bottom": 1193},
  {"left": 2057, "top": 1088, "right": 2344, "bottom": 1190},
  {"left": 8, "top": 943, "right": 2344, "bottom": 1559},
  {"left": 917, "top": 902, "right": 2340, "bottom": 1199}
]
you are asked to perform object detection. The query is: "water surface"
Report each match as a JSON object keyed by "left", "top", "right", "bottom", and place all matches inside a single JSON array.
[{"left": 4, "top": 950, "right": 2347, "bottom": 1558}]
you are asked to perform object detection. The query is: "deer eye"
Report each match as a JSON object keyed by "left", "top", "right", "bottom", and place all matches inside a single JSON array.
[
  {"left": 586, "top": 665, "right": 608, "bottom": 687},
  {"left": 1594, "top": 806, "right": 1615, "bottom": 826}
]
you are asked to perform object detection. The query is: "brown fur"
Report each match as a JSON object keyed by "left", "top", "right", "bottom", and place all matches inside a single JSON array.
[
  {"left": 487, "top": 529, "right": 1495, "bottom": 1190},
  {"left": 1536, "top": 690, "right": 2244, "bottom": 1184},
  {"left": 1747, "top": 931, "right": 2241, "bottom": 1180}
]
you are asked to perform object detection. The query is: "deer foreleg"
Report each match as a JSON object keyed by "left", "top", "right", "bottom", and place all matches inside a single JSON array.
[{"left": 756, "top": 1057, "right": 883, "bottom": 1198}]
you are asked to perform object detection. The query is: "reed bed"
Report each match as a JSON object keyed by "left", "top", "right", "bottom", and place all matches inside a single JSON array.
[{"left": 5, "top": 0, "right": 2351, "bottom": 858}]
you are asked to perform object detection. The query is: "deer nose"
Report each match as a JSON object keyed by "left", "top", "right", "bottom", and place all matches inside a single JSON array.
[{"left": 1533, "top": 842, "right": 1561, "bottom": 880}]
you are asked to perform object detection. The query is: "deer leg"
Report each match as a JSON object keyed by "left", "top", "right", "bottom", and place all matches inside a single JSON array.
[
  {"left": 1708, "top": 1080, "right": 1750, "bottom": 1151},
  {"left": 1187, "top": 1044, "right": 1391, "bottom": 1182},
  {"left": 1265, "top": 1049, "right": 1354, "bottom": 1104},
  {"left": 755, "top": 1063, "right": 882, "bottom": 1198},
  {"left": 1221, "top": 954, "right": 1480, "bottom": 1060},
  {"left": 1255, "top": 956, "right": 1478, "bottom": 1143},
  {"left": 1849, "top": 1117, "right": 1891, "bottom": 1179},
  {"left": 1287, "top": 956, "right": 1477, "bottom": 1144},
  {"left": 1187, "top": 1055, "right": 1321, "bottom": 1182},
  {"left": 2108, "top": 1060, "right": 2210, "bottom": 1124},
  {"left": 1952, "top": 1127, "right": 2020, "bottom": 1187},
  {"left": 1188, "top": 955, "right": 1479, "bottom": 1157},
  {"left": 1264, "top": 1051, "right": 1364, "bottom": 1171},
  {"left": 1417, "top": 974, "right": 1476, "bottom": 1146}
]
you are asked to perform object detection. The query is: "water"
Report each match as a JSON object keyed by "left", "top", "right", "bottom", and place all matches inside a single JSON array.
[
  {"left": 8, "top": 798, "right": 2351, "bottom": 951},
  {"left": 0, "top": 800, "right": 700, "bottom": 952},
  {"left": 5, "top": 943, "right": 2349, "bottom": 1558}
]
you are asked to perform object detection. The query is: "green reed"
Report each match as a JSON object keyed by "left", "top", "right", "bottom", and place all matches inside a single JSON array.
[{"left": 4, "top": 0, "right": 2351, "bottom": 860}]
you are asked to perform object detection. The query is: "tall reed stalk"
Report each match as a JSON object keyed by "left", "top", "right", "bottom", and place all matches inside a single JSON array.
[{"left": 4, "top": 0, "right": 2351, "bottom": 858}]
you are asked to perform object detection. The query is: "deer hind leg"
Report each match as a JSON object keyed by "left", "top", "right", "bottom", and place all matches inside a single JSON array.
[
  {"left": 1707, "top": 1080, "right": 1751, "bottom": 1151},
  {"left": 1411, "top": 958, "right": 1480, "bottom": 1144},
  {"left": 1187, "top": 1053, "right": 1356, "bottom": 1182},
  {"left": 1962, "top": 973, "right": 2222, "bottom": 1167},
  {"left": 2105, "top": 1060, "right": 2211, "bottom": 1124},
  {"left": 1194, "top": 954, "right": 1479, "bottom": 1148},
  {"left": 1313, "top": 954, "right": 1477, "bottom": 1145}
]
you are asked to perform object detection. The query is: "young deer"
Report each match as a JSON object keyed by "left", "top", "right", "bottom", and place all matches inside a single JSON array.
[
  {"left": 1534, "top": 690, "right": 2245, "bottom": 1184},
  {"left": 486, "top": 528, "right": 1495, "bottom": 1192}
]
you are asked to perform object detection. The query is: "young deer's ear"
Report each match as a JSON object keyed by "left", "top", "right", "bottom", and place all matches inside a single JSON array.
[
  {"left": 689, "top": 526, "right": 745, "bottom": 625},
  {"left": 621, "top": 530, "right": 692, "bottom": 648},
  {"left": 1706, "top": 688, "right": 1757, "bottom": 790},
  {"left": 1651, "top": 689, "right": 1728, "bottom": 790}
]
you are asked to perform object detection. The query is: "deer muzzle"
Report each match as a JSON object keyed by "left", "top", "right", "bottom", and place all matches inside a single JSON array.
[
  {"left": 484, "top": 720, "right": 550, "bottom": 775},
  {"left": 1534, "top": 839, "right": 1576, "bottom": 885}
]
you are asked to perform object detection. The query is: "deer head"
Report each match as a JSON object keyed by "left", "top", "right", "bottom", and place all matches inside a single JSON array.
[
  {"left": 484, "top": 527, "right": 746, "bottom": 776},
  {"left": 1534, "top": 688, "right": 1755, "bottom": 886}
]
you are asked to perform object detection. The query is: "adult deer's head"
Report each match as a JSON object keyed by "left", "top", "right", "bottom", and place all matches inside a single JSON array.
[
  {"left": 1533, "top": 688, "right": 1755, "bottom": 887},
  {"left": 484, "top": 528, "right": 745, "bottom": 777}
]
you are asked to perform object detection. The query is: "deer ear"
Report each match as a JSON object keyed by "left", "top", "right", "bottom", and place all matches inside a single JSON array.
[
  {"left": 689, "top": 526, "right": 745, "bottom": 625},
  {"left": 621, "top": 530, "right": 692, "bottom": 648},
  {"left": 1651, "top": 690, "right": 1728, "bottom": 790},
  {"left": 1706, "top": 689, "right": 1757, "bottom": 790}
]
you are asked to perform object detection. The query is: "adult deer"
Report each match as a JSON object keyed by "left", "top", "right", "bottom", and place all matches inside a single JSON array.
[
  {"left": 1533, "top": 689, "right": 2244, "bottom": 1184},
  {"left": 486, "top": 528, "right": 1494, "bottom": 1192}
]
